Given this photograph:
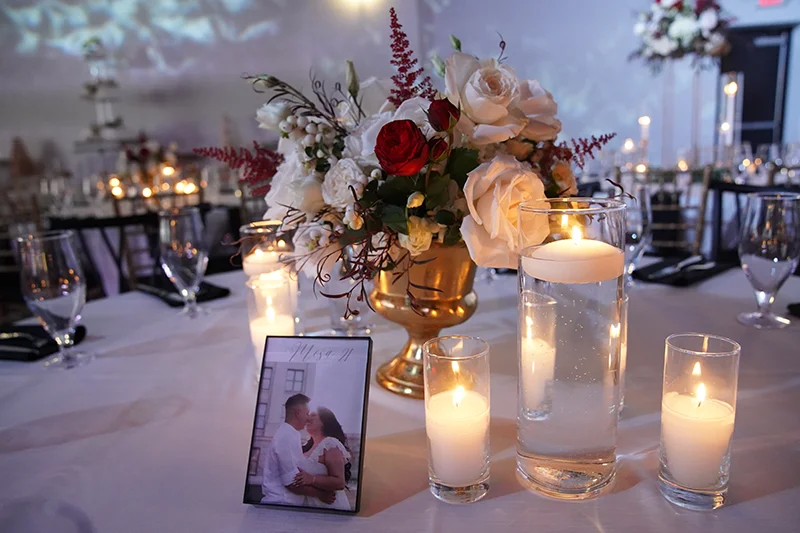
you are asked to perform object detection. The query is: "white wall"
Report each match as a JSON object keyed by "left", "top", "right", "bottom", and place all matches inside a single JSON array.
[{"left": 0, "top": 0, "right": 798, "bottom": 171}]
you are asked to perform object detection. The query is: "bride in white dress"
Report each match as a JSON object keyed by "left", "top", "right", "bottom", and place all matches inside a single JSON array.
[{"left": 295, "top": 407, "right": 352, "bottom": 511}]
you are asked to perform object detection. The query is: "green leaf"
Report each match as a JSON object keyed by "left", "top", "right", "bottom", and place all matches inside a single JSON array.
[
  {"left": 359, "top": 180, "right": 380, "bottom": 209},
  {"left": 443, "top": 224, "right": 462, "bottom": 246},
  {"left": 425, "top": 173, "right": 451, "bottom": 210},
  {"left": 446, "top": 148, "right": 479, "bottom": 188},
  {"left": 378, "top": 175, "right": 417, "bottom": 205},
  {"left": 434, "top": 210, "right": 456, "bottom": 226},
  {"left": 382, "top": 205, "right": 408, "bottom": 235},
  {"left": 450, "top": 34, "right": 462, "bottom": 51}
]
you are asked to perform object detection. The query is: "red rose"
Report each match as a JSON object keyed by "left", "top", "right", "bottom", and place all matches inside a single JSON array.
[
  {"left": 428, "top": 99, "right": 460, "bottom": 132},
  {"left": 375, "top": 120, "right": 429, "bottom": 176},
  {"left": 429, "top": 137, "right": 448, "bottom": 162}
]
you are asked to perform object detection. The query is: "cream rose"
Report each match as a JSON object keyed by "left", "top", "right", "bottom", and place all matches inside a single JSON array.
[
  {"left": 445, "top": 52, "right": 525, "bottom": 145},
  {"left": 459, "top": 155, "right": 548, "bottom": 268},
  {"left": 552, "top": 160, "right": 577, "bottom": 196},
  {"left": 264, "top": 151, "right": 324, "bottom": 221},
  {"left": 517, "top": 80, "right": 561, "bottom": 142},
  {"left": 399, "top": 216, "right": 434, "bottom": 256},
  {"left": 321, "top": 158, "right": 369, "bottom": 211}
]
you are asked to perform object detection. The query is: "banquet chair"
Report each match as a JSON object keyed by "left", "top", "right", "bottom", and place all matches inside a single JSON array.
[
  {"left": 49, "top": 213, "right": 159, "bottom": 295},
  {"left": 645, "top": 166, "right": 713, "bottom": 257},
  {"left": 0, "top": 190, "right": 43, "bottom": 323}
]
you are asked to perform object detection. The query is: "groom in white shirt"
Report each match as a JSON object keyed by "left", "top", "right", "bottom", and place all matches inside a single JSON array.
[{"left": 261, "top": 393, "right": 335, "bottom": 506}]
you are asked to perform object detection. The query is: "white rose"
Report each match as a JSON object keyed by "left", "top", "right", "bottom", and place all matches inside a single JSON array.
[
  {"left": 445, "top": 52, "right": 526, "bottom": 145},
  {"left": 517, "top": 80, "right": 562, "bottom": 142},
  {"left": 264, "top": 152, "right": 325, "bottom": 220},
  {"left": 399, "top": 216, "right": 434, "bottom": 256},
  {"left": 256, "top": 101, "right": 291, "bottom": 132},
  {"left": 321, "top": 158, "right": 368, "bottom": 210},
  {"left": 459, "top": 155, "right": 548, "bottom": 268},
  {"left": 668, "top": 15, "right": 699, "bottom": 46},
  {"left": 648, "top": 35, "right": 679, "bottom": 56},
  {"left": 634, "top": 20, "right": 647, "bottom": 37},
  {"left": 662, "top": 0, "right": 683, "bottom": 8},
  {"left": 698, "top": 9, "right": 718, "bottom": 36}
]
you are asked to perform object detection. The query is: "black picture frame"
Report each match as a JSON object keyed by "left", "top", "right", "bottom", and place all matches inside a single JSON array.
[{"left": 243, "top": 335, "right": 372, "bottom": 515}]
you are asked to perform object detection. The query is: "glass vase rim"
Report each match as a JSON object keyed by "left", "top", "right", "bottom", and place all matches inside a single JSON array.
[
  {"left": 423, "top": 335, "right": 490, "bottom": 361},
  {"left": 15, "top": 229, "right": 75, "bottom": 244},
  {"left": 746, "top": 192, "right": 800, "bottom": 202},
  {"left": 666, "top": 333, "right": 741, "bottom": 358},
  {"left": 520, "top": 197, "right": 626, "bottom": 215},
  {"left": 240, "top": 220, "right": 283, "bottom": 235}
]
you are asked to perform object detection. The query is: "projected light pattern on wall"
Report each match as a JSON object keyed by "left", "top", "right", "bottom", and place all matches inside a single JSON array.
[{"left": 2, "top": 0, "right": 284, "bottom": 72}]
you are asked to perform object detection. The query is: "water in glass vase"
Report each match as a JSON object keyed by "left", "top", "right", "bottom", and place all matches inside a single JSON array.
[
  {"left": 27, "top": 289, "right": 85, "bottom": 336},
  {"left": 740, "top": 254, "right": 797, "bottom": 293},
  {"left": 517, "top": 246, "right": 623, "bottom": 499}
]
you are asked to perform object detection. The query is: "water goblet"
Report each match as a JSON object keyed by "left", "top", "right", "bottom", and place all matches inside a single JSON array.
[
  {"left": 737, "top": 193, "right": 800, "bottom": 329},
  {"left": 623, "top": 183, "right": 652, "bottom": 288},
  {"left": 159, "top": 207, "right": 209, "bottom": 318},
  {"left": 16, "top": 230, "right": 92, "bottom": 368}
]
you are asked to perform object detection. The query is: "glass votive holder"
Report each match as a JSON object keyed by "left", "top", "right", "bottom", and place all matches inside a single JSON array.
[
  {"left": 659, "top": 333, "right": 740, "bottom": 510},
  {"left": 246, "top": 272, "right": 298, "bottom": 378},
  {"left": 239, "top": 220, "right": 292, "bottom": 279},
  {"left": 423, "top": 336, "right": 490, "bottom": 504},
  {"left": 617, "top": 295, "right": 629, "bottom": 414}
]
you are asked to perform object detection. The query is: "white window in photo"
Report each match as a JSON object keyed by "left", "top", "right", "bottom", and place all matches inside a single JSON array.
[
  {"left": 255, "top": 403, "right": 267, "bottom": 430},
  {"left": 285, "top": 369, "right": 305, "bottom": 392},
  {"left": 261, "top": 366, "right": 274, "bottom": 390}
]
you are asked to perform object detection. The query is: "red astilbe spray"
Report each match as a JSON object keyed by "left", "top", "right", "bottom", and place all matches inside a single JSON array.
[
  {"left": 387, "top": 7, "right": 436, "bottom": 107},
  {"left": 194, "top": 141, "right": 282, "bottom": 196},
  {"left": 567, "top": 133, "right": 617, "bottom": 169}
]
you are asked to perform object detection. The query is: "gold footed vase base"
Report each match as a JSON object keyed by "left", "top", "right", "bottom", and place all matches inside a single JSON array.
[
  {"left": 370, "top": 245, "right": 478, "bottom": 400},
  {"left": 375, "top": 329, "right": 442, "bottom": 399}
]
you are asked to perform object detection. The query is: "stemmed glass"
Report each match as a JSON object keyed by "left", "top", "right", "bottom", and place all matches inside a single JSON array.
[
  {"left": 159, "top": 207, "right": 209, "bottom": 318},
  {"left": 16, "top": 230, "right": 92, "bottom": 368},
  {"left": 623, "top": 183, "right": 652, "bottom": 288},
  {"left": 738, "top": 193, "right": 800, "bottom": 329}
]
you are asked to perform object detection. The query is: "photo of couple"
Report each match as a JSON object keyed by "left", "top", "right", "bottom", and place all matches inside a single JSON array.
[
  {"left": 260, "top": 394, "right": 352, "bottom": 510},
  {"left": 244, "top": 337, "right": 370, "bottom": 514}
]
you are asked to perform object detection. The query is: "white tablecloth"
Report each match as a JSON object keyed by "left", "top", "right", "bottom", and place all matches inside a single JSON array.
[{"left": 1, "top": 269, "right": 799, "bottom": 533}]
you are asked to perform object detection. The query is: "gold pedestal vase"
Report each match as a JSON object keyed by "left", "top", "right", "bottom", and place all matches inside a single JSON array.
[{"left": 370, "top": 245, "right": 478, "bottom": 399}]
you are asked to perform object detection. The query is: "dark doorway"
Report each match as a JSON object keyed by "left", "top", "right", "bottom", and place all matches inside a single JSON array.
[{"left": 720, "top": 24, "right": 795, "bottom": 147}]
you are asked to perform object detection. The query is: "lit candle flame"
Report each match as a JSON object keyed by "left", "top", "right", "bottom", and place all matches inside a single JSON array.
[
  {"left": 692, "top": 362, "right": 701, "bottom": 376},
  {"left": 571, "top": 226, "right": 583, "bottom": 241},
  {"left": 453, "top": 385, "right": 465, "bottom": 408},
  {"left": 696, "top": 383, "right": 706, "bottom": 407}
]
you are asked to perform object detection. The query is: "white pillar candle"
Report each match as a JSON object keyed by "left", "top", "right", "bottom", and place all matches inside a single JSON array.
[
  {"left": 522, "top": 227, "right": 625, "bottom": 284},
  {"left": 250, "top": 314, "right": 296, "bottom": 368},
  {"left": 426, "top": 387, "right": 490, "bottom": 486},
  {"left": 521, "top": 317, "right": 556, "bottom": 410},
  {"left": 243, "top": 248, "right": 282, "bottom": 278},
  {"left": 661, "top": 384, "right": 735, "bottom": 488}
]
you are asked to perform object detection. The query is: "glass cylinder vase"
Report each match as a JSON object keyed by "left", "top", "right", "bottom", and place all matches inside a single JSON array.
[
  {"left": 659, "top": 333, "right": 740, "bottom": 510},
  {"left": 246, "top": 271, "right": 298, "bottom": 379},
  {"left": 239, "top": 220, "right": 292, "bottom": 279},
  {"left": 516, "top": 198, "right": 626, "bottom": 500},
  {"left": 424, "top": 336, "right": 490, "bottom": 504}
]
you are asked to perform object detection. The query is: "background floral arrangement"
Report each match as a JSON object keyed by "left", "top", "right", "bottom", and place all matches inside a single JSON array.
[
  {"left": 198, "top": 8, "right": 614, "bottom": 313},
  {"left": 630, "top": 0, "right": 732, "bottom": 72}
]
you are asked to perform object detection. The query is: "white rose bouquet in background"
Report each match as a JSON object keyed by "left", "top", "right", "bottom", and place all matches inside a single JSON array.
[
  {"left": 197, "top": 7, "right": 615, "bottom": 315},
  {"left": 631, "top": 0, "right": 732, "bottom": 73}
]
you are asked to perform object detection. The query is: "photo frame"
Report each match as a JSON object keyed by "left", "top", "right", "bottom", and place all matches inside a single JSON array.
[{"left": 243, "top": 336, "right": 372, "bottom": 514}]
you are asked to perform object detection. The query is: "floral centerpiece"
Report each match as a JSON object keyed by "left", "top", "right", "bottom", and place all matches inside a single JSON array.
[
  {"left": 199, "top": 8, "right": 613, "bottom": 310},
  {"left": 630, "top": 0, "right": 732, "bottom": 72}
]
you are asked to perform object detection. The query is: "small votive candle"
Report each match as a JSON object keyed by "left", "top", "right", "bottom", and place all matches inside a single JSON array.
[
  {"left": 424, "top": 336, "right": 490, "bottom": 504},
  {"left": 245, "top": 271, "right": 298, "bottom": 377},
  {"left": 659, "top": 333, "right": 740, "bottom": 511}
]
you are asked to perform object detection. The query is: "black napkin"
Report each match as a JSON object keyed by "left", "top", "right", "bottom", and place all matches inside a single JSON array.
[
  {"left": 0, "top": 325, "right": 87, "bottom": 362},
  {"left": 789, "top": 303, "right": 800, "bottom": 319},
  {"left": 136, "top": 270, "right": 230, "bottom": 308},
  {"left": 633, "top": 258, "right": 736, "bottom": 287}
]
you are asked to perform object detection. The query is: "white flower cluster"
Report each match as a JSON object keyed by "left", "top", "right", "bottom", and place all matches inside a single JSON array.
[{"left": 634, "top": 1, "right": 726, "bottom": 60}]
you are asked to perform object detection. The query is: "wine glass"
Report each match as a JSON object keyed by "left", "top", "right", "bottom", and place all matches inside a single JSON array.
[
  {"left": 159, "top": 207, "right": 209, "bottom": 318},
  {"left": 623, "top": 182, "right": 653, "bottom": 288},
  {"left": 16, "top": 230, "right": 92, "bottom": 368},
  {"left": 738, "top": 193, "right": 800, "bottom": 329}
]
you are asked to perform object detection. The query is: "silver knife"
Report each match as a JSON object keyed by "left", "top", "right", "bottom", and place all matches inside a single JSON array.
[{"left": 647, "top": 255, "right": 704, "bottom": 280}]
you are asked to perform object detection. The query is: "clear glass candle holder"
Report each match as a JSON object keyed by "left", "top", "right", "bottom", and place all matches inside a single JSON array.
[
  {"left": 659, "top": 333, "right": 740, "bottom": 511},
  {"left": 618, "top": 295, "right": 629, "bottom": 415},
  {"left": 517, "top": 198, "right": 626, "bottom": 500},
  {"left": 423, "top": 336, "right": 490, "bottom": 504},
  {"left": 239, "top": 220, "right": 292, "bottom": 279},
  {"left": 246, "top": 272, "right": 298, "bottom": 378}
]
